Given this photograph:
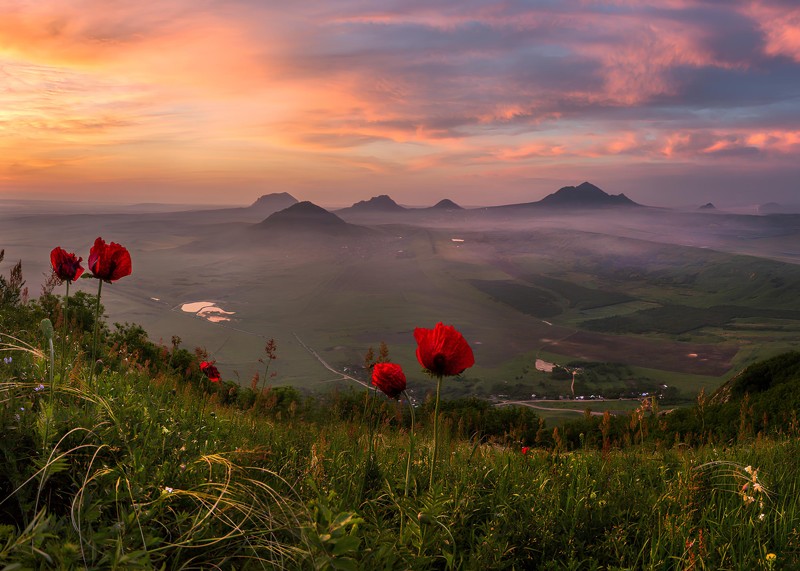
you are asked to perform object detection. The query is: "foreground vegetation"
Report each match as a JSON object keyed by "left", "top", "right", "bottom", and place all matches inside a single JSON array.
[
  {"left": 2, "top": 349, "right": 798, "bottom": 569},
  {"left": 2, "top": 249, "right": 800, "bottom": 569}
]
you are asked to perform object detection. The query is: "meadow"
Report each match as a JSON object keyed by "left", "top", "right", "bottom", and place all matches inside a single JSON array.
[
  {"left": 1, "top": 318, "right": 798, "bottom": 569},
  {"left": 3, "top": 247, "right": 800, "bottom": 569}
]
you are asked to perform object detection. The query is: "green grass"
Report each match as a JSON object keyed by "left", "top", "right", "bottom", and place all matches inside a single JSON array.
[
  {"left": 2, "top": 359, "right": 798, "bottom": 569},
  {"left": 2, "top": 304, "right": 800, "bottom": 569},
  {"left": 523, "top": 273, "right": 634, "bottom": 310},
  {"left": 583, "top": 304, "right": 800, "bottom": 336},
  {"left": 469, "top": 279, "right": 562, "bottom": 318}
]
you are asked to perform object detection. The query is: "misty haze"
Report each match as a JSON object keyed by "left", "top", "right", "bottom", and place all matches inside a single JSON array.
[{"left": 4, "top": 182, "right": 800, "bottom": 414}]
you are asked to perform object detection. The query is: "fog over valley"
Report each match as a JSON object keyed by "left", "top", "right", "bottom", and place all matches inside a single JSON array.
[{"left": 3, "top": 182, "right": 800, "bottom": 409}]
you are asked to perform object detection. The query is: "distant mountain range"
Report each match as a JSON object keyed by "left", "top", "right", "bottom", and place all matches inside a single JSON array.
[
  {"left": 246, "top": 182, "right": 642, "bottom": 236},
  {"left": 249, "top": 182, "right": 640, "bottom": 221},
  {"left": 336, "top": 194, "right": 464, "bottom": 213}
]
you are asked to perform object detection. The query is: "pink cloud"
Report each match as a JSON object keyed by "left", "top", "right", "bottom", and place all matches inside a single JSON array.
[
  {"left": 1, "top": 0, "right": 799, "bottom": 206},
  {"left": 748, "top": 2, "right": 800, "bottom": 62}
]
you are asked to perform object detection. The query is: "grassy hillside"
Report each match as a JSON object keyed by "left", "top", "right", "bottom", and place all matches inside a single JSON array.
[
  {"left": 2, "top": 338, "right": 799, "bottom": 569},
  {"left": 2, "top": 271, "right": 800, "bottom": 568}
]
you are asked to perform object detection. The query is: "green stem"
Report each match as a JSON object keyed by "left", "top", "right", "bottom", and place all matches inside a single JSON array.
[
  {"left": 58, "top": 280, "right": 69, "bottom": 381},
  {"left": 257, "top": 357, "right": 271, "bottom": 408},
  {"left": 429, "top": 374, "right": 443, "bottom": 490},
  {"left": 47, "top": 338, "right": 54, "bottom": 393},
  {"left": 403, "top": 390, "right": 415, "bottom": 496},
  {"left": 59, "top": 281, "right": 70, "bottom": 383},
  {"left": 42, "top": 335, "right": 54, "bottom": 449},
  {"left": 360, "top": 387, "right": 377, "bottom": 501},
  {"left": 89, "top": 279, "right": 103, "bottom": 386}
]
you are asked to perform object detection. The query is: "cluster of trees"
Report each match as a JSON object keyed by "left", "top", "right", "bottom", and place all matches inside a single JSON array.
[{"left": 552, "top": 351, "right": 800, "bottom": 450}]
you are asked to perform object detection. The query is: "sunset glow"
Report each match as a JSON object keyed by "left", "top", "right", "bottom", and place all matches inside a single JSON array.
[{"left": 2, "top": 1, "right": 799, "bottom": 206}]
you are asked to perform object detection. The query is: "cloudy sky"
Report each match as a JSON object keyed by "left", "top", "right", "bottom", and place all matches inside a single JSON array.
[{"left": 1, "top": 0, "right": 799, "bottom": 207}]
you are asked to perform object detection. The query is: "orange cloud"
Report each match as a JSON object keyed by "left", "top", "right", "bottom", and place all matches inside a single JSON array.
[
  {"left": 748, "top": 2, "right": 800, "bottom": 62},
  {"left": 1, "top": 1, "right": 798, "bottom": 206}
]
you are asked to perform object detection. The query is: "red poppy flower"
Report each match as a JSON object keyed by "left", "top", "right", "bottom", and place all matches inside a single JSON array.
[
  {"left": 88, "top": 237, "right": 132, "bottom": 283},
  {"left": 414, "top": 322, "right": 475, "bottom": 377},
  {"left": 371, "top": 362, "right": 407, "bottom": 399},
  {"left": 200, "top": 360, "right": 221, "bottom": 383},
  {"left": 50, "top": 247, "right": 84, "bottom": 283},
  {"left": 521, "top": 446, "right": 530, "bottom": 455}
]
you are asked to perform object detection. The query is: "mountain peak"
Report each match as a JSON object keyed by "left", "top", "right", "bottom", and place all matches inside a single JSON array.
[
  {"left": 249, "top": 192, "right": 298, "bottom": 209},
  {"left": 429, "top": 198, "right": 463, "bottom": 210},
  {"left": 349, "top": 195, "right": 405, "bottom": 211},
  {"left": 699, "top": 202, "right": 716, "bottom": 210},
  {"left": 538, "top": 182, "right": 638, "bottom": 207},
  {"left": 256, "top": 201, "right": 347, "bottom": 229}
]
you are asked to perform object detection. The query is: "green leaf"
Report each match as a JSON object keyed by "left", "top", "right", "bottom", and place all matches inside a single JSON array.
[
  {"left": 330, "top": 557, "right": 359, "bottom": 571},
  {"left": 331, "top": 535, "right": 360, "bottom": 557},
  {"left": 331, "top": 512, "right": 363, "bottom": 530}
]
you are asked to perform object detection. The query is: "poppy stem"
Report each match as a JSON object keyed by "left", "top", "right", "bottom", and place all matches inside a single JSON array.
[
  {"left": 403, "top": 390, "right": 415, "bottom": 496},
  {"left": 59, "top": 280, "right": 70, "bottom": 383},
  {"left": 360, "top": 387, "right": 377, "bottom": 501},
  {"left": 429, "top": 374, "right": 443, "bottom": 490},
  {"left": 88, "top": 279, "right": 103, "bottom": 386}
]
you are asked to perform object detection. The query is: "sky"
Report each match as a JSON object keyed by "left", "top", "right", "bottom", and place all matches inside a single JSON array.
[{"left": 1, "top": 0, "right": 799, "bottom": 208}]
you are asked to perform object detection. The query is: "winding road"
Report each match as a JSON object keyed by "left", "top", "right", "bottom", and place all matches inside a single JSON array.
[{"left": 293, "top": 332, "right": 370, "bottom": 389}]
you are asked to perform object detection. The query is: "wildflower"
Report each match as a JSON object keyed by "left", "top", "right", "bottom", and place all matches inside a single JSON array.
[
  {"left": 415, "top": 322, "right": 475, "bottom": 490},
  {"left": 164, "top": 487, "right": 174, "bottom": 494},
  {"left": 34, "top": 384, "right": 45, "bottom": 392},
  {"left": 86, "top": 237, "right": 131, "bottom": 387},
  {"left": 759, "top": 513, "right": 766, "bottom": 521},
  {"left": 521, "top": 446, "right": 530, "bottom": 455},
  {"left": 766, "top": 553, "right": 776, "bottom": 562},
  {"left": 200, "top": 361, "right": 221, "bottom": 382},
  {"left": 745, "top": 465, "right": 753, "bottom": 475},
  {"left": 2, "top": 356, "right": 10, "bottom": 364},
  {"left": 50, "top": 247, "right": 84, "bottom": 283},
  {"left": 371, "top": 362, "right": 407, "bottom": 399},
  {"left": 754, "top": 482, "right": 763, "bottom": 493},
  {"left": 414, "top": 322, "right": 475, "bottom": 377},
  {"left": 88, "top": 237, "right": 132, "bottom": 283}
]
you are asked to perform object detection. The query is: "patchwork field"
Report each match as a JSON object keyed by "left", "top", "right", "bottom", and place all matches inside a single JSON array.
[{"left": 540, "top": 330, "right": 737, "bottom": 376}]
